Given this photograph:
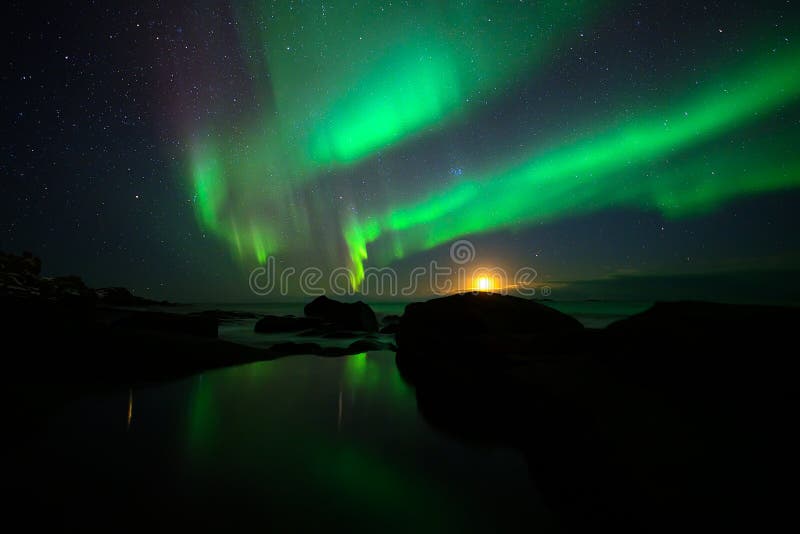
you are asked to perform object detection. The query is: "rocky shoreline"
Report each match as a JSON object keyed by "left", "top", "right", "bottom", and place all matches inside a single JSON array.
[
  {"left": 4, "top": 251, "right": 796, "bottom": 530},
  {"left": 394, "top": 293, "right": 797, "bottom": 531}
]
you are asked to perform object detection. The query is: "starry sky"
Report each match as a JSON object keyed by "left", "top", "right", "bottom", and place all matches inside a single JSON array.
[{"left": 2, "top": 1, "right": 800, "bottom": 302}]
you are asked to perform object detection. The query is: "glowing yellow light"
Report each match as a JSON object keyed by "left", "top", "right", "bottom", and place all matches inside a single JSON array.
[{"left": 475, "top": 276, "right": 492, "bottom": 292}]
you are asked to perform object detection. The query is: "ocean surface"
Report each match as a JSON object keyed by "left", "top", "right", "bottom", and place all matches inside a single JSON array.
[{"left": 28, "top": 300, "right": 651, "bottom": 530}]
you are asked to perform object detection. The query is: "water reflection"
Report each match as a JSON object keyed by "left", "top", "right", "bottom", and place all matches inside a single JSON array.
[
  {"left": 33, "top": 352, "right": 541, "bottom": 532},
  {"left": 126, "top": 388, "right": 133, "bottom": 431}
]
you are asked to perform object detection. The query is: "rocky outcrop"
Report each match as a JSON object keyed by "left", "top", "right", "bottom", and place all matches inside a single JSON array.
[
  {"left": 96, "top": 287, "right": 174, "bottom": 307},
  {"left": 397, "top": 292, "right": 583, "bottom": 361},
  {"left": 2, "top": 251, "right": 174, "bottom": 306},
  {"left": 303, "top": 295, "right": 379, "bottom": 332},
  {"left": 253, "top": 297, "right": 392, "bottom": 356},
  {"left": 379, "top": 314, "right": 401, "bottom": 334},
  {"left": 605, "top": 300, "right": 800, "bottom": 338},
  {"left": 1, "top": 251, "right": 95, "bottom": 300},
  {"left": 394, "top": 296, "right": 798, "bottom": 532}
]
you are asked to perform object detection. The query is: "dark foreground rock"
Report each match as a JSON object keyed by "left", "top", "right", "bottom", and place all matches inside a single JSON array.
[
  {"left": 396, "top": 295, "right": 797, "bottom": 532},
  {"left": 3, "top": 297, "right": 266, "bottom": 392},
  {"left": 0, "top": 251, "right": 262, "bottom": 400},
  {"left": 380, "top": 314, "right": 401, "bottom": 334},
  {"left": 398, "top": 292, "right": 584, "bottom": 364},
  {"left": 304, "top": 295, "right": 379, "bottom": 332}
]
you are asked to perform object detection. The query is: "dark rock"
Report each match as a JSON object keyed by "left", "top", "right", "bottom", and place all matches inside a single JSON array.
[
  {"left": 1, "top": 252, "right": 98, "bottom": 301},
  {"left": 0, "top": 250, "right": 41, "bottom": 278},
  {"left": 606, "top": 300, "right": 800, "bottom": 337},
  {"left": 113, "top": 311, "right": 217, "bottom": 338},
  {"left": 304, "top": 295, "right": 379, "bottom": 332},
  {"left": 381, "top": 314, "right": 401, "bottom": 325},
  {"left": 396, "top": 298, "right": 799, "bottom": 532},
  {"left": 397, "top": 292, "right": 583, "bottom": 359},
  {"left": 47, "top": 275, "right": 91, "bottom": 296},
  {"left": 380, "top": 314, "right": 401, "bottom": 334},
  {"left": 96, "top": 287, "right": 173, "bottom": 307},
  {"left": 254, "top": 315, "right": 321, "bottom": 333},
  {"left": 379, "top": 323, "right": 399, "bottom": 334}
]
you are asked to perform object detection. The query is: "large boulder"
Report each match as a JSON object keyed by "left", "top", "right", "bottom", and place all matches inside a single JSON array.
[
  {"left": 303, "top": 296, "right": 379, "bottom": 332},
  {"left": 397, "top": 292, "right": 583, "bottom": 360}
]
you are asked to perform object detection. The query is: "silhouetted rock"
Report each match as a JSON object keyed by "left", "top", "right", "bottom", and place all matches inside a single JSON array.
[
  {"left": 304, "top": 295, "right": 379, "bottom": 332},
  {"left": 397, "top": 292, "right": 583, "bottom": 360},
  {"left": 1, "top": 252, "right": 177, "bottom": 307},
  {"left": 113, "top": 311, "right": 217, "bottom": 338},
  {"left": 1, "top": 251, "right": 97, "bottom": 301},
  {"left": 44, "top": 275, "right": 95, "bottom": 298},
  {"left": 0, "top": 250, "right": 41, "bottom": 278},
  {"left": 96, "top": 287, "right": 173, "bottom": 307},
  {"left": 606, "top": 300, "right": 800, "bottom": 338},
  {"left": 395, "top": 298, "right": 799, "bottom": 532},
  {"left": 382, "top": 314, "right": 401, "bottom": 324},
  {"left": 254, "top": 315, "right": 321, "bottom": 333},
  {"left": 379, "top": 314, "right": 401, "bottom": 334}
]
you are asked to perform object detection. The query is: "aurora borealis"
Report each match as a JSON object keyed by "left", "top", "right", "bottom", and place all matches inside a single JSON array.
[
  {"left": 188, "top": 0, "right": 605, "bottom": 267},
  {"left": 3, "top": 0, "right": 800, "bottom": 299},
  {"left": 183, "top": 0, "right": 800, "bottom": 292},
  {"left": 4, "top": 2, "right": 800, "bottom": 528}
]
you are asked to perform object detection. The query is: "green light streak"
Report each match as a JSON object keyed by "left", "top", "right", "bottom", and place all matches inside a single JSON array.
[
  {"left": 190, "top": 150, "right": 224, "bottom": 231},
  {"left": 239, "top": 0, "right": 598, "bottom": 166},
  {"left": 188, "top": 1, "right": 600, "bottom": 264},
  {"left": 185, "top": 2, "right": 800, "bottom": 281},
  {"left": 345, "top": 49, "right": 800, "bottom": 285}
]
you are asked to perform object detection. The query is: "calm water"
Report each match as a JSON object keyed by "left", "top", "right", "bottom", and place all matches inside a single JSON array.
[{"left": 30, "top": 351, "right": 551, "bottom": 532}]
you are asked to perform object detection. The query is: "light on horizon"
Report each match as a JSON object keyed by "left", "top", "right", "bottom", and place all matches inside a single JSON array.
[{"left": 475, "top": 276, "right": 493, "bottom": 292}]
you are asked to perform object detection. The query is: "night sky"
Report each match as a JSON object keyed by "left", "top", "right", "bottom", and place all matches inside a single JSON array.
[{"left": 2, "top": 1, "right": 799, "bottom": 302}]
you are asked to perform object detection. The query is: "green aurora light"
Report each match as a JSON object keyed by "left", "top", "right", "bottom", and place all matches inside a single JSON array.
[
  {"left": 185, "top": 1, "right": 800, "bottom": 290},
  {"left": 343, "top": 49, "right": 800, "bottom": 286},
  {"left": 188, "top": 0, "right": 602, "bottom": 263}
]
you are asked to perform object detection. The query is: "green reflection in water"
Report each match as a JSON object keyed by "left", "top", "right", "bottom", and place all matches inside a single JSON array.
[
  {"left": 187, "top": 376, "right": 218, "bottom": 459},
  {"left": 183, "top": 353, "right": 455, "bottom": 527}
]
